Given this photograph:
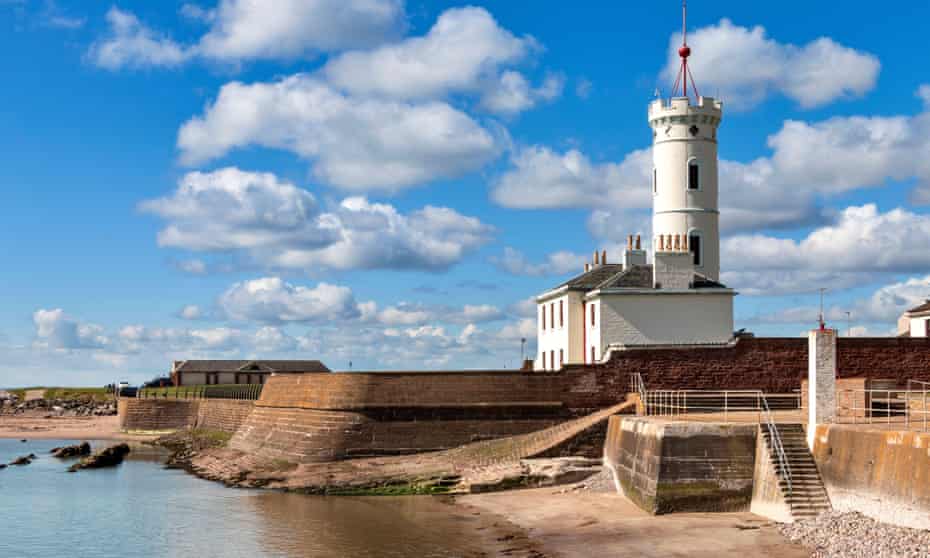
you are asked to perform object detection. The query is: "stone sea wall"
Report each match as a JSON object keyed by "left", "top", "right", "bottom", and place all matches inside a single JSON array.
[{"left": 118, "top": 399, "right": 253, "bottom": 434}]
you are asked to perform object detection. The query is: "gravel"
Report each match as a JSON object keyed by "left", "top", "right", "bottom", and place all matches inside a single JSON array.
[{"left": 779, "top": 511, "right": 930, "bottom": 558}]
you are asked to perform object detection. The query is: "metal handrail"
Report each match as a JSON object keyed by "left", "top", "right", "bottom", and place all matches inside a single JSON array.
[
  {"left": 759, "top": 393, "right": 792, "bottom": 497},
  {"left": 835, "top": 385, "right": 929, "bottom": 432}
]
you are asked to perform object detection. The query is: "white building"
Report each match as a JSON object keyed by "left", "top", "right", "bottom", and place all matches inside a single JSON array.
[
  {"left": 535, "top": 27, "right": 735, "bottom": 371},
  {"left": 898, "top": 301, "right": 930, "bottom": 338}
]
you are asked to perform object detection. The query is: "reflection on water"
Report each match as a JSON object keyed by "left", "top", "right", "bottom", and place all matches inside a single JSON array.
[{"left": 0, "top": 439, "right": 486, "bottom": 558}]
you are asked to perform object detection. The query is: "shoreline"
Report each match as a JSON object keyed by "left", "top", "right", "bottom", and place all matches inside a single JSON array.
[{"left": 0, "top": 414, "right": 158, "bottom": 442}]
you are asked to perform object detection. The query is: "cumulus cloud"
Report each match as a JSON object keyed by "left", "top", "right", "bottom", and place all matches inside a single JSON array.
[
  {"left": 140, "top": 168, "right": 493, "bottom": 272},
  {"left": 33, "top": 309, "right": 108, "bottom": 350},
  {"left": 88, "top": 7, "right": 191, "bottom": 70},
  {"left": 176, "top": 76, "right": 501, "bottom": 192},
  {"left": 721, "top": 271, "right": 875, "bottom": 297},
  {"left": 724, "top": 204, "right": 930, "bottom": 273},
  {"left": 323, "top": 7, "right": 536, "bottom": 100},
  {"left": 492, "top": 146, "right": 652, "bottom": 210},
  {"left": 491, "top": 247, "right": 587, "bottom": 277},
  {"left": 218, "top": 277, "right": 361, "bottom": 324},
  {"left": 89, "top": 0, "right": 405, "bottom": 69},
  {"left": 479, "top": 71, "right": 564, "bottom": 115},
  {"left": 661, "top": 19, "right": 879, "bottom": 109},
  {"left": 178, "top": 305, "right": 206, "bottom": 320}
]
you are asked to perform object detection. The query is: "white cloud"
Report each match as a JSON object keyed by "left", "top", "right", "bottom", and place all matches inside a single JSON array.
[
  {"left": 724, "top": 204, "right": 930, "bottom": 273},
  {"left": 41, "top": 0, "right": 84, "bottom": 29},
  {"left": 89, "top": 1, "right": 405, "bottom": 69},
  {"left": 662, "top": 19, "right": 879, "bottom": 109},
  {"left": 575, "top": 78, "right": 593, "bottom": 99},
  {"left": 491, "top": 247, "right": 586, "bottom": 277},
  {"left": 252, "top": 326, "right": 298, "bottom": 352},
  {"left": 492, "top": 146, "right": 652, "bottom": 210},
  {"left": 175, "top": 259, "right": 209, "bottom": 275},
  {"left": 178, "top": 305, "right": 205, "bottom": 320},
  {"left": 176, "top": 76, "right": 501, "bottom": 192},
  {"left": 323, "top": 7, "right": 535, "bottom": 101},
  {"left": 140, "top": 168, "right": 493, "bottom": 272},
  {"left": 197, "top": 0, "right": 406, "bottom": 62},
  {"left": 88, "top": 7, "right": 191, "bottom": 70},
  {"left": 33, "top": 309, "right": 108, "bottom": 350},
  {"left": 479, "top": 71, "right": 564, "bottom": 115},
  {"left": 219, "top": 277, "right": 360, "bottom": 324},
  {"left": 721, "top": 271, "right": 874, "bottom": 297}
]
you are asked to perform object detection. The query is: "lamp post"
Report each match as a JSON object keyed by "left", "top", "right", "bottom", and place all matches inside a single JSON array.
[
  {"left": 520, "top": 338, "right": 526, "bottom": 364},
  {"left": 845, "top": 311, "right": 851, "bottom": 337}
]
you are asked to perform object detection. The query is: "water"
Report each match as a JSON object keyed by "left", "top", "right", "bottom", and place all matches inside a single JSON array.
[{"left": 0, "top": 439, "right": 489, "bottom": 557}]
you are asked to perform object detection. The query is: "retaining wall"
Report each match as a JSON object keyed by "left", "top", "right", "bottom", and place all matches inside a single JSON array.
[
  {"left": 603, "top": 416, "right": 757, "bottom": 514},
  {"left": 118, "top": 398, "right": 254, "bottom": 434},
  {"left": 812, "top": 424, "right": 930, "bottom": 529}
]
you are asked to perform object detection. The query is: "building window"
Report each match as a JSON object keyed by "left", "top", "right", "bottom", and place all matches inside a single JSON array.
[
  {"left": 925, "top": 319, "right": 930, "bottom": 338},
  {"left": 653, "top": 168, "right": 657, "bottom": 195},
  {"left": 541, "top": 306, "right": 546, "bottom": 330},
  {"left": 550, "top": 350, "right": 555, "bottom": 370},
  {"left": 559, "top": 300, "right": 564, "bottom": 328},
  {"left": 542, "top": 352, "right": 546, "bottom": 369},
  {"left": 590, "top": 304, "right": 596, "bottom": 326},
  {"left": 550, "top": 303, "right": 555, "bottom": 328},
  {"left": 689, "top": 232, "right": 702, "bottom": 267},
  {"left": 559, "top": 349, "right": 564, "bottom": 367},
  {"left": 688, "top": 159, "right": 699, "bottom": 190},
  {"left": 590, "top": 346, "right": 596, "bottom": 363}
]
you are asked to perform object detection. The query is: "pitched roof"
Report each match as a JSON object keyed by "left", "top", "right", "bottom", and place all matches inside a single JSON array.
[
  {"left": 175, "top": 360, "right": 330, "bottom": 373},
  {"left": 907, "top": 301, "right": 930, "bottom": 315},
  {"left": 557, "top": 264, "right": 625, "bottom": 290}
]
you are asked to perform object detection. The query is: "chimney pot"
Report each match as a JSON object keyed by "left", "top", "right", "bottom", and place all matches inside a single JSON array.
[
  {"left": 594, "top": 251, "right": 599, "bottom": 265},
  {"left": 635, "top": 235, "right": 641, "bottom": 250},
  {"left": 602, "top": 250, "right": 607, "bottom": 264},
  {"left": 627, "top": 235, "right": 633, "bottom": 251}
]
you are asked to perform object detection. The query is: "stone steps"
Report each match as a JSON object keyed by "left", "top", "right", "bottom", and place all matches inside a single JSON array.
[{"left": 761, "top": 423, "right": 831, "bottom": 521}]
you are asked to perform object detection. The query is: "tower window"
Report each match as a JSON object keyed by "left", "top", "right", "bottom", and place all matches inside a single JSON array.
[
  {"left": 591, "top": 346, "right": 596, "bottom": 363},
  {"left": 653, "top": 168, "right": 657, "bottom": 195},
  {"left": 689, "top": 232, "right": 702, "bottom": 267},
  {"left": 590, "top": 304, "right": 596, "bottom": 326},
  {"left": 541, "top": 307, "right": 546, "bottom": 330},
  {"left": 559, "top": 300, "right": 564, "bottom": 327},
  {"left": 550, "top": 303, "right": 555, "bottom": 328},
  {"left": 542, "top": 352, "right": 546, "bottom": 369},
  {"left": 688, "top": 160, "right": 699, "bottom": 190}
]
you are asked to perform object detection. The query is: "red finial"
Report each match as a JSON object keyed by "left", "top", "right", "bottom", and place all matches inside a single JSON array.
[{"left": 671, "top": 0, "right": 699, "bottom": 99}]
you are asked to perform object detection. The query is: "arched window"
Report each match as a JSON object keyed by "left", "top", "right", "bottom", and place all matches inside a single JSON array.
[
  {"left": 688, "top": 230, "right": 703, "bottom": 267},
  {"left": 688, "top": 159, "right": 700, "bottom": 191}
]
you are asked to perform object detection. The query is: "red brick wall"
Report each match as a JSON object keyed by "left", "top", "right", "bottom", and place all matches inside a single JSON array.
[{"left": 836, "top": 337, "right": 930, "bottom": 385}]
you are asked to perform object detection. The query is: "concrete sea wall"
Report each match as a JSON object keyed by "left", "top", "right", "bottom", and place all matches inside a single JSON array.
[
  {"left": 603, "top": 416, "right": 757, "bottom": 514},
  {"left": 812, "top": 424, "right": 930, "bottom": 529}
]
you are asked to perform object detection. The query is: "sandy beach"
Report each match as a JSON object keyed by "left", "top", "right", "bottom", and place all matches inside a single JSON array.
[
  {"left": 0, "top": 413, "right": 156, "bottom": 442},
  {"left": 459, "top": 486, "right": 810, "bottom": 558}
]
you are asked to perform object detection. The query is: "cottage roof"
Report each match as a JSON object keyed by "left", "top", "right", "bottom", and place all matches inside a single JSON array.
[
  {"left": 554, "top": 264, "right": 728, "bottom": 294},
  {"left": 174, "top": 360, "right": 330, "bottom": 373},
  {"left": 906, "top": 300, "right": 930, "bottom": 315}
]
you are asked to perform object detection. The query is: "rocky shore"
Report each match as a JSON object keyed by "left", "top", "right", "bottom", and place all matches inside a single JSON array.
[
  {"left": 778, "top": 511, "right": 930, "bottom": 558},
  {"left": 0, "top": 392, "right": 117, "bottom": 417}
]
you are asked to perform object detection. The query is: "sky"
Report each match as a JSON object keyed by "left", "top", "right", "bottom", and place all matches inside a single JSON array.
[{"left": 2, "top": 0, "right": 930, "bottom": 387}]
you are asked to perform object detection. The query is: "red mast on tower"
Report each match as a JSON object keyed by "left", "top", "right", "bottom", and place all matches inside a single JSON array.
[{"left": 671, "top": 0, "right": 700, "bottom": 99}]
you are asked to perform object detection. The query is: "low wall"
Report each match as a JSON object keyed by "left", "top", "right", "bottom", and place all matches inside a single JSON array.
[
  {"left": 812, "top": 424, "right": 930, "bottom": 529},
  {"left": 118, "top": 398, "right": 254, "bottom": 434},
  {"left": 119, "top": 399, "right": 197, "bottom": 431},
  {"left": 603, "top": 416, "right": 757, "bottom": 514}
]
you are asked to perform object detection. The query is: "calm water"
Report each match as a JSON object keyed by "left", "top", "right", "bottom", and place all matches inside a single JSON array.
[{"left": 0, "top": 439, "right": 489, "bottom": 558}]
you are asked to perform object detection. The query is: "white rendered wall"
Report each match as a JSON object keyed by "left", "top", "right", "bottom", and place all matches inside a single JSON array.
[
  {"left": 535, "top": 292, "right": 584, "bottom": 370},
  {"left": 585, "top": 299, "right": 601, "bottom": 363},
  {"left": 595, "top": 292, "right": 733, "bottom": 346},
  {"left": 910, "top": 317, "right": 930, "bottom": 337},
  {"left": 649, "top": 97, "right": 723, "bottom": 281}
]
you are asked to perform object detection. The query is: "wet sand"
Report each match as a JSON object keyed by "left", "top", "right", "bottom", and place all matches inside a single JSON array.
[
  {"left": 459, "top": 487, "right": 810, "bottom": 558},
  {"left": 0, "top": 414, "right": 155, "bottom": 441}
]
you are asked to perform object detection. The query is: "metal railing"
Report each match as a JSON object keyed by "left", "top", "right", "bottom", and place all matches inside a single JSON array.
[
  {"left": 639, "top": 388, "right": 796, "bottom": 495},
  {"left": 836, "top": 381, "right": 930, "bottom": 432},
  {"left": 137, "top": 383, "right": 264, "bottom": 401}
]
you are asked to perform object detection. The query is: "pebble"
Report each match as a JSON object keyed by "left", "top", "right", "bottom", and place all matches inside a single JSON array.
[{"left": 779, "top": 511, "right": 930, "bottom": 558}]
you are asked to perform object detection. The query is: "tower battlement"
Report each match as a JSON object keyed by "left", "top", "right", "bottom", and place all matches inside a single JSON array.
[{"left": 648, "top": 96, "right": 723, "bottom": 128}]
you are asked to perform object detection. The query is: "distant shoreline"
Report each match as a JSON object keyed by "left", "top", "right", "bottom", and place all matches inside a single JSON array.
[{"left": 0, "top": 414, "right": 157, "bottom": 442}]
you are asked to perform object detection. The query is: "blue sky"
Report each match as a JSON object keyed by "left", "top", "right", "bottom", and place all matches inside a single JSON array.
[{"left": 2, "top": 0, "right": 930, "bottom": 386}]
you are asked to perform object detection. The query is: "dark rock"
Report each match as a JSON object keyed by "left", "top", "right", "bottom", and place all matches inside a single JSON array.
[
  {"left": 19, "top": 439, "right": 27, "bottom": 443},
  {"left": 0, "top": 464, "right": 6, "bottom": 470},
  {"left": 10, "top": 455, "right": 32, "bottom": 466},
  {"left": 68, "top": 443, "right": 130, "bottom": 472},
  {"left": 50, "top": 442, "right": 91, "bottom": 458}
]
